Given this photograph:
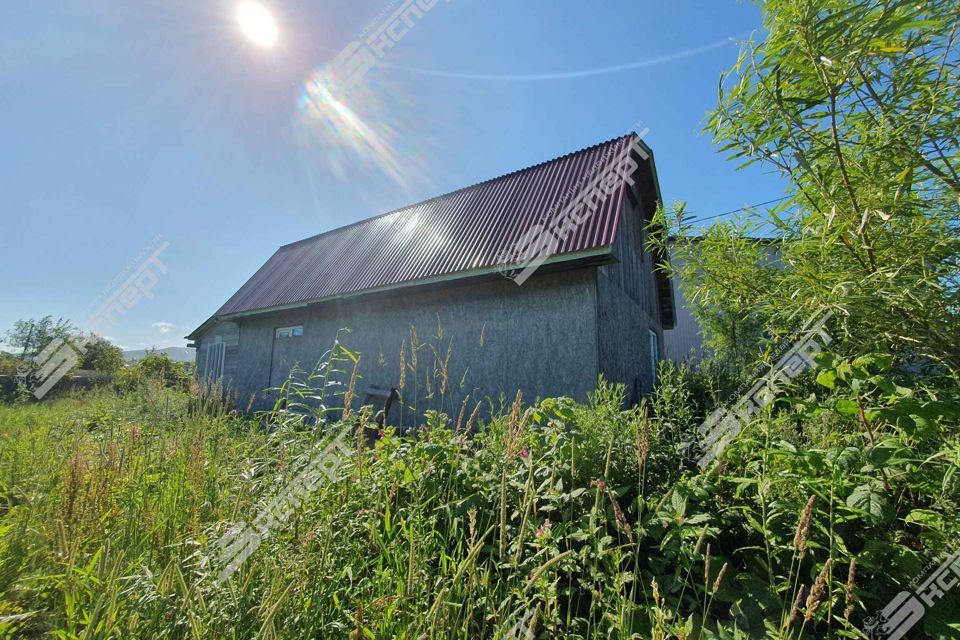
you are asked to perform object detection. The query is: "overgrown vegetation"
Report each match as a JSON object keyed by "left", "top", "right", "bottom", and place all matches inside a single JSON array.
[
  {"left": 657, "top": 0, "right": 960, "bottom": 377},
  {"left": 2, "top": 1, "right": 958, "bottom": 638},
  {"left": 0, "top": 347, "right": 957, "bottom": 638}
]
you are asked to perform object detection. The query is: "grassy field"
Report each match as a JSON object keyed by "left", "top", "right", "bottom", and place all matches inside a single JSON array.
[{"left": 0, "top": 366, "right": 958, "bottom": 639}]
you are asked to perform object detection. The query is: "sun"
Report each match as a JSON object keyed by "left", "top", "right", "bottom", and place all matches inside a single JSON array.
[{"left": 236, "top": 1, "right": 279, "bottom": 48}]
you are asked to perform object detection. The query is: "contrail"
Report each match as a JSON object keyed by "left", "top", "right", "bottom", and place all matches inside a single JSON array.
[{"left": 379, "top": 36, "right": 740, "bottom": 81}]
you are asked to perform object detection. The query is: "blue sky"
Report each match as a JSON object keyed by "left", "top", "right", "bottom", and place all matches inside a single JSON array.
[{"left": 0, "top": 0, "right": 785, "bottom": 352}]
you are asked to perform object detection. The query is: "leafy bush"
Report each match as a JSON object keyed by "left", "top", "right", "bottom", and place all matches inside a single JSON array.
[{"left": 115, "top": 351, "right": 189, "bottom": 393}]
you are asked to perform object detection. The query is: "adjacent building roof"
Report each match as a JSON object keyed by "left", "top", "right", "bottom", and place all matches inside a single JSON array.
[{"left": 189, "top": 133, "right": 669, "bottom": 339}]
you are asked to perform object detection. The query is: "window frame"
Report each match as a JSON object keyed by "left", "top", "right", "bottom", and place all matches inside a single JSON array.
[
  {"left": 202, "top": 335, "right": 225, "bottom": 380},
  {"left": 649, "top": 329, "right": 660, "bottom": 384},
  {"left": 275, "top": 325, "right": 304, "bottom": 339}
]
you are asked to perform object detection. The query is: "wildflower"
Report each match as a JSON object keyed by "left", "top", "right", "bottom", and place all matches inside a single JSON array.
[
  {"left": 536, "top": 519, "right": 552, "bottom": 537},
  {"left": 519, "top": 447, "right": 529, "bottom": 459},
  {"left": 592, "top": 479, "right": 606, "bottom": 489}
]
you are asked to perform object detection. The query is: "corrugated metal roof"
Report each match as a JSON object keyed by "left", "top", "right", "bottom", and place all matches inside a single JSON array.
[{"left": 207, "top": 133, "right": 648, "bottom": 323}]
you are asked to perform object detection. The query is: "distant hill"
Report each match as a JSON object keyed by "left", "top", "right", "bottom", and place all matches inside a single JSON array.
[{"left": 123, "top": 347, "right": 195, "bottom": 363}]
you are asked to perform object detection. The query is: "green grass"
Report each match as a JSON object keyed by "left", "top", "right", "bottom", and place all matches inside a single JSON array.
[{"left": 0, "top": 370, "right": 957, "bottom": 639}]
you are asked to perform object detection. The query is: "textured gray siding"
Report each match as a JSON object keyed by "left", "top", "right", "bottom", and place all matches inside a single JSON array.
[
  {"left": 197, "top": 270, "right": 601, "bottom": 424},
  {"left": 596, "top": 200, "right": 663, "bottom": 399},
  {"left": 663, "top": 251, "right": 706, "bottom": 363}
]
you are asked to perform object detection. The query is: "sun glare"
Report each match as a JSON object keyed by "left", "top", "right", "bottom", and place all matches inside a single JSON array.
[{"left": 236, "top": 2, "right": 278, "bottom": 48}]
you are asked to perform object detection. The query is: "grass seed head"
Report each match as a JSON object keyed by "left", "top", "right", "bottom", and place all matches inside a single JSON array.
[
  {"left": 794, "top": 495, "right": 817, "bottom": 558},
  {"left": 805, "top": 557, "right": 832, "bottom": 622},
  {"left": 844, "top": 557, "right": 857, "bottom": 621}
]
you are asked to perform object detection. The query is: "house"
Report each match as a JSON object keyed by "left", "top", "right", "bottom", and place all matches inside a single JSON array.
[
  {"left": 187, "top": 133, "right": 675, "bottom": 423},
  {"left": 663, "top": 243, "right": 708, "bottom": 363}
]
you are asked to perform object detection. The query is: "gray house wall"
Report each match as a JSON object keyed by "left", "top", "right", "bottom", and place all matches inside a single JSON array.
[
  {"left": 197, "top": 269, "right": 602, "bottom": 423},
  {"left": 597, "top": 199, "right": 664, "bottom": 398},
  {"left": 662, "top": 250, "right": 706, "bottom": 363},
  {"left": 196, "top": 199, "right": 671, "bottom": 422}
]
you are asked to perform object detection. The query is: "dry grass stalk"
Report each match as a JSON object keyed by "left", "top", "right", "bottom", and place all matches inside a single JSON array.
[
  {"left": 787, "top": 584, "right": 807, "bottom": 628},
  {"left": 704, "top": 543, "right": 712, "bottom": 592},
  {"left": 342, "top": 358, "right": 360, "bottom": 422},
  {"left": 804, "top": 557, "right": 832, "bottom": 622},
  {"left": 712, "top": 562, "right": 729, "bottom": 593},
  {"left": 454, "top": 396, "right": 470, "bottom": 434},
  {"left": 409, "top": 327, "right": 419, "bottom": 371},
  {"left": 457, "top": 402, "right": 482, "bottom": 449},
  {"left": 794, "top": 495, "right": 817, "bottom": 558},
  {"left": 844, "top": 557, "right": 857, "bottom": 622},
  {"left": 603, "top": 486, "right": 634, "bottom": 542},
  {"left": 635, "top": 405, "right": 651, "bottom": 468},
  {"left": 693, "top": 525, "right": 708, "bottom": 556}
]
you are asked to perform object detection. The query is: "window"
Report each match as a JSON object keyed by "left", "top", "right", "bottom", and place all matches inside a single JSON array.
[
  {"left": 275, "top": 325, "right": 303, "bottom": 338},
  {"left": 649, "top": 330, "right": 660, "bottom": 383},
  {"left": 202, "top": 336, "right": 225, "bottom": 380}
]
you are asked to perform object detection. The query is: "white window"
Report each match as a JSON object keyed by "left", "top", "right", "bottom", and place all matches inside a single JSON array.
[
  {"left": 275, "top": 325, "right": 303, "bottom": 338},
  {"left": 203, "top": 336, "right": 225, "bottom": 380},
  {"left": 649, "top": 330, "right": 660, "bottom": 383}
]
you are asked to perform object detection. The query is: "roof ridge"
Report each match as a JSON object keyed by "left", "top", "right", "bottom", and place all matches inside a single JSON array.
[{"left": 280, "top": 132, "right": 637, "bottom": 250}]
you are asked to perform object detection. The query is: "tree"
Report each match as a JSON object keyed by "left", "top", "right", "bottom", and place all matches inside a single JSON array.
[
  {"left": 661, "top": 0, "right": 960, "bottom": 376},
  {"left": 138, "top": 350, "right": 189, "bottom": 387},
  {"left": 79, "top": 335, "right": 124, "bottom": 373},
  {"left": 3, "top": 317, "right": 76, "bottom": 359},
  {"left": 0, "top": 351, "right": 18, "bottom": 376}
]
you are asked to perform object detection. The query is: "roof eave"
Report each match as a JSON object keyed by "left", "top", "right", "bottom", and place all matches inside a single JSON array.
[{"left": 187, "top": 245, "right": 614, "bottom": 338}]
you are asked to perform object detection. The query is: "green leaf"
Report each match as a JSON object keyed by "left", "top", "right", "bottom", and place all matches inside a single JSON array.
[
  {"left": 835, "top": 398, "right": 859, "bottom": 417},
  {"left": 834, "top": 447, "right": 861, "bottom": 470},
  {"left": 846, "top": 482, "right": 888, "bottom": 522},
  {"left": 904, "top": 509, "right": 942, "bottom": 530},
  {"left": 867, "top": 439, "right": 909, "bottom": 468},
  {"left": 816, "top": 370, "right": 836, "bottom": 389}
]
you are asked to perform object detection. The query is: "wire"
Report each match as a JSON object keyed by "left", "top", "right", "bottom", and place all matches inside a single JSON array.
[{"left": 689, "top": 196, "right": 792, "bottom": 224}]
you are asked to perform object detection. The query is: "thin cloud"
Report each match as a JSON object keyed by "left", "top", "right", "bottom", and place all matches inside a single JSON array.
[
  {"left": 153, "top": 321, "right": 176, "bottom": 334},
  {"left": 380, "top": 36, "right": 742, "bottom": 81}
]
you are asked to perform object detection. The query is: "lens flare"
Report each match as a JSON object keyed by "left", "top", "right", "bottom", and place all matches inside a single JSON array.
[
  {"left": 236, "top": 2, "right": 278, "bottom": 48},
  {"left": 297, "top": 70, "right": 425, "bottom": 192}
]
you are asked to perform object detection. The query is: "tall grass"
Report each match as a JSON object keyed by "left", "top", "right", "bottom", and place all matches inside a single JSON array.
[{"left": 0, "top": 358, "right": 957, "bottom": 638}]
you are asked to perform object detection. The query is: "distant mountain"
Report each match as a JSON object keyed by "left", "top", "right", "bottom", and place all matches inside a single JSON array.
[{"left": 123, "top": 347, "right": 195, "bottom": 363}]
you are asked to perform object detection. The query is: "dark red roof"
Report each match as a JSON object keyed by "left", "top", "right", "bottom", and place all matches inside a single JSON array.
[{"left": 204, "top": 133, "right": 652, "bottom": 325}]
